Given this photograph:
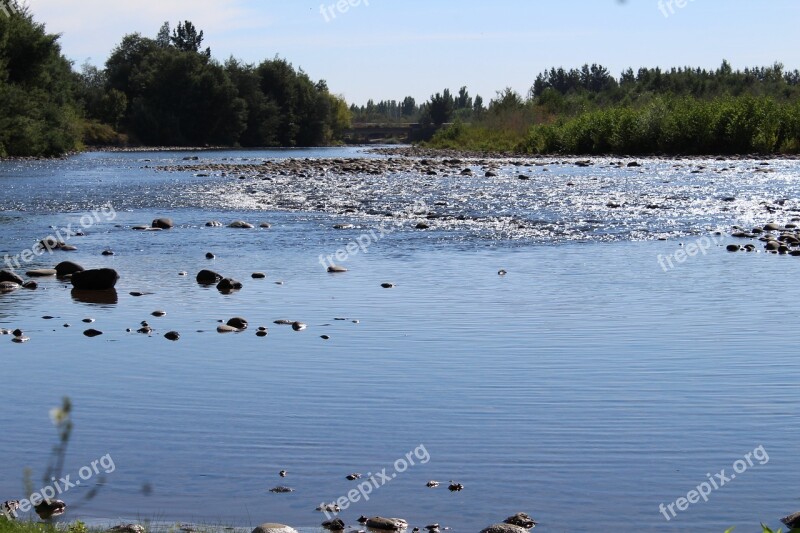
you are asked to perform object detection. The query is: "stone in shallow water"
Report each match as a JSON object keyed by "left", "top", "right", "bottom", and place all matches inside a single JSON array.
[
  {"left": 164, "top": 331, "right": 180, "bottom": 341},
  {"left": 480, "top": 525, "right": 530, "bottom": 533},
  {"left": 365, "top": 517, "right": 408, "bottom": 531},
  {"left": 26, "top": 269, "right": 57, "bottom": 277},
  {"left": 0, "top": 270, "right": 24, "bottom": 284},
  {"left": 83, "top": 329, "right": 103, "bottom": 338},
  {"left": 71, "top": 268, "right": 119, "bottom": 291},
  {"left": 251, "top": 524, "right": 298, "bottom": 533}
]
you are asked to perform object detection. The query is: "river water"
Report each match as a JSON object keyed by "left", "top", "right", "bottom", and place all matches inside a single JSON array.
[{"left": 1, "top": 148, "right": 799, "bottom": 532}]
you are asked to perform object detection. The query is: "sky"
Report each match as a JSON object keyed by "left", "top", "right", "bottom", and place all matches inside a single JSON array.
[{"left": 23, "top": 0, "right": 800, "bottom": 106}]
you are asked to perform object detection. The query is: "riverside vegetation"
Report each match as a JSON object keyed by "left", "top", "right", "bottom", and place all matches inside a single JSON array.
[
  {"left": 428, "top": 62, "right": 800, "bottom": 156},
  {"left": 4, "top": 0, "right": 799, "bottom": 158}
]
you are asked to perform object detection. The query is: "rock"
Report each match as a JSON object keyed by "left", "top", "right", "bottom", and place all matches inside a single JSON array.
[
  {"left": 55, "top": 261, "right": 85, "bottom": 278},
  {"left": 11, "top": 336, "right": 29, "bottom": 343},
  {"left": 448, "top": 482, "right": 464, "bottom": 491},
  {"left": 268, "top": 486, "right": 294, "bottom": 493},
  {"left": 426, "top": 481, "right": 440, "bottom": 488},
  {"left": 365, "top": 517, "right": 408, "bottom": 531},
  {"left": 22, "top": 281, "right": 37, "bottom": 290},
  {"left": 252, "top": 272, "right": 266, "bottom": 279},
  {"left": 320, "top": 335, "right": 330, "bottom": 340},
  {"left": 0, "top": 270, "right": 24, "bottom": 284},
  {"left": 415, "top": 222, "right": 430, "bottom": 230},
  {"left": 34, "top": 499, "right": 66, "bottom": 520},
  {"left": 256, "top": 330, "right": 268, "bottom": 337},
  {"left": 327, "top": 265, "right": 348, "bottom": 273},
  {"left": 83, "top": 329, "right": 103, "bottom": 338},
  {"left": 152, "top": 311, "right": 166, "bottom": 317},
  {"left": 498, "top": 269, "right": 507, "bottom": 275},
  {"left": 322, "top": 518, "right": 345, "bottom": 531},
  {"left": 164, "top": 331, "right": 180, "bottom": 341},
  {"left": 217, "top": 278, "right": 243, "bottom": 292},
  {"left": 726, "top": 244, "right": 741, "bottom": 252},
  {"left": 504, "top": 512, "right": 537, "bottom": 529},
  {"left": 279, "top": 470, "right": 287, "bottom": 477},
  {"left": 71, "top": 268, "right": 119, "bottom": 291},
  {"left": 0, "top": 281, "right": 21, "bottom": 293},
  {"left": 333, "top": 224, "right": 354, "bottom": 230},
  {"left": 627, "top": 161, "right": 641, "bottom": 167},
  {"left": 766, "top": 241, "right": 781, "bottom": 251},
  {"left": 291, "top": 322, "right": 307, "bottom": 331},
  {"left": 781, "top": 512, "right": 800, "bottom": 529},
  {"left": 151, "top": 218, "right": 174, "bottom": 229},
  {"left": 480, "top": 525, "right": 529, "bottom": 533},
  {"left": 251, "top": 524, "right": 299, "bottom": 533},
  {"left": 260, "top": 223, "right": 272, "bottom": 229},
  {"left": 13, "top": 329, "right": 23, "bottom": 337},
  {"left": 227, "top": 317, "right": 248, "bottom": 330},
  {"left": 764, "top": 223, "right": 782, "bottom": 231},
  {"left": 381, "top": 282, "right": 395, "bottom": 289},
  {"left": 38, "top": 237, "right": 65, "bottom": 251},
  {"left": 196, "top": 269, "right": 223, "bottom": 284},
  {"left": 229, "top": 220, "right": 254, "bottom": 229},
  {"left": 217, "top": 325, "right": 240, "bottom": 333},
  {"left": 26, "top": 269, "right": 57, "bottom": 277},
  {"left": 346, "top": 473, "right": 362, "bottom": 480},
  {"left": 107, "top": 525, "right": 146, "bottom": 533},
  {"left": 206, "top": 221, "right": 223, "bottom": 227},
  {"left": 102, "top": 250, "right": 115, "bottom": 256},
  {"left": 206, "top": 252, "right": 216, "bottom": 259},
  {"left": 485, "top": 171, "right": 497, "bottom": 177}
]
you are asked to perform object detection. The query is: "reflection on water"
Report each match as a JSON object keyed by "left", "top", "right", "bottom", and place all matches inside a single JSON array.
[
  {"left": 71, "top": 289, "right": 119, "bottom": 306},
  {"left": 0, "top": 149, "right": 799, "bottom": 532}
]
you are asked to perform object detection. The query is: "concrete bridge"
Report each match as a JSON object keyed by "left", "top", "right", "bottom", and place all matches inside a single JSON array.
[{"left": 344, "top": 123, "right": 421, "bottom": 143}]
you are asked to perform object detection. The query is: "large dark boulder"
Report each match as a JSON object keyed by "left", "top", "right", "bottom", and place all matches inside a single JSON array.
[
  {"left": 55, "top": 261, "right": 85, "bottom": 278},
  {"left": 0, "top": 270, "right": 24, "bottom": 285},
  {"left": 152, "top": 218, "right": 174, "bottom": 229},
  {"left": 196, "top": 270, "right": 223, "bottom": 284},
  {"left": 71, "top": 269, "right": 119, "bottom": 291}
]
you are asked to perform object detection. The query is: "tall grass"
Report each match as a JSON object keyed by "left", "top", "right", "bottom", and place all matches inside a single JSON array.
[{"left": 428, "top": 95, "right": 800, "bottom": 155}]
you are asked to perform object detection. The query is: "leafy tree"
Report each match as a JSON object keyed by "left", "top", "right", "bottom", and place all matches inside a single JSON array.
[
  {"left": 427, "top": 89, "right": 455, "bottom": 126},
  {"left": 171, "top": 21, "right": 210, "bottom": 57}
]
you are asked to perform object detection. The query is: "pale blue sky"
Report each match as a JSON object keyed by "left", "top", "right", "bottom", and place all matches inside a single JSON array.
[{"left": 27, "top": 0, "right": 800, "bottom": 105}]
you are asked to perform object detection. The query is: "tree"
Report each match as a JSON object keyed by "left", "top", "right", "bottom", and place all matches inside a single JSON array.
[
  {"left": 401, "top": 96, "right": 416, "bottom": 117},
  {"left": 156, "top": 22, "right": 171, "bottom": 48},
  {"left": 171, "top": 21, "right": 210, "bottom": 57},
  {"left": 428, "top": 89, "right": 455, "bottom": 126}
]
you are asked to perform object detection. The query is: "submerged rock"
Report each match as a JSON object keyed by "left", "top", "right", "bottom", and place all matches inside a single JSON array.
[
  {"left": 321, "top": 518, "right": 345, "bottom": 531},
  {"left": 164, "top": 331, "right": 181, "bottom": 341},
  {"left": 227, "top": 317, "right": 248, "bottom": 330},
  {"left": 83, "top": 329, "right": 103, "bottom": 338},
  {"left": 268, "top": 486, "right": 294, "bottom": 493}
]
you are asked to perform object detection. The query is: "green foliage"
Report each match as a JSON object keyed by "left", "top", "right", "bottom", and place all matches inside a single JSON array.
[
  {"left": 521, "top": 96, "right": 800, "bottom": 155},
  {"left": 0, "top": 4, "right": 83, "bottom": 156}
]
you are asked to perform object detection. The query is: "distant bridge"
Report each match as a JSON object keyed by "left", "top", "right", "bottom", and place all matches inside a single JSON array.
[{"left": 344, "top": 123, "right": 450, "bottom": 144}]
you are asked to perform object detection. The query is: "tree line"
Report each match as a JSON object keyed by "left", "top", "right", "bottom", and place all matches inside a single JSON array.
[
  {"left": 0, "top": 5, "right": 351, "bottom": 157},
  {"left": 429, "top": 61, "right": 800, "bottom": 155}
]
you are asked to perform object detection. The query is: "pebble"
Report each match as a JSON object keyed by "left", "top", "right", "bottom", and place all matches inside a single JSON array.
[
  {"left": 164, "top": 331, "right": 180, "bottom": 341},
  {"left": 83, "top": 329, "right": 103, "bottom": 338},
  {"left": 102, "top": 250, "right": 115, "bottom": 256},
  {"left": 83, "top": 318, "right": 95, "bottom": 323},
  {"left": 381, "top": 282, "right": 395, "bottom": 288},
  {"left": 327, "top": 265, "right": 348, "bottom": 273},
  {"left": 346, "top": 473, "right": 362, "bottom": 480},
  {"left": 206, "top": 252, "right": 215, "bottom": 259},
  {"left": 268, "top": 486, "right": 294, "bottom": 493},
  {"left": 426, "top": 481, "right": 440, "bottom": 488},
  {"left": 279, "top": 470, "right": 287, "bottom": 477},
  {"left": 498, "top": 269, "right": 507, "bottom": 275},
  {"left": 11, "top": 336, "right": 29, "bottom": 343},
  {"left": 448, "top": 482, "right": 464, "bottom": 492},
  {"left": 320, "top": 335, "right": 330, "bottom": 340},
  {"left": 252, "top": 272, "right": 266, "bottom": 279},
  {"left": 291, "top": 322, "right": 307, "bottom": 331},
  {"left": 152, "top": 311, "right": 167, "bottom": 317}
]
